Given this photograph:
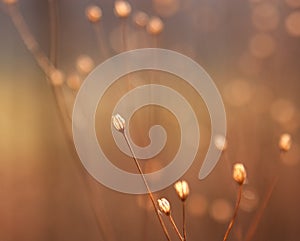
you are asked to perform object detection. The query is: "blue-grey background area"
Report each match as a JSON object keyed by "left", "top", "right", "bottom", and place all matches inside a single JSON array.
[{"left": 0, "top": 0, "right": 300, "bottom": 241}]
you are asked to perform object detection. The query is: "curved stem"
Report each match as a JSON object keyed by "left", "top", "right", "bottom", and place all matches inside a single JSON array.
[
  {"left": 223, "top": 184, "right": 243, "bottom": 241},
  {"left": 244, "top": 175, "right": 279, "bottom": 241},
  {"left": 123, "top": 132, "right": 171, "bottom": 241},
  {"left": 4, "top": 3, "right": 116, "bottom": 240},
  {"left": 169, "top": 214, "right": 184, "bottom": 241}
]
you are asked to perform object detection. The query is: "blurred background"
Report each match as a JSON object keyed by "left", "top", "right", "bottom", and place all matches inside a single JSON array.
[{"left": 0, "top": 0, "right": 300, "bottom": 240}]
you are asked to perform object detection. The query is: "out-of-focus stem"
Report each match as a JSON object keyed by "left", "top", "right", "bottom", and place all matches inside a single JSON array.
[
  {"left": 6, "top": 3, "right": 55, "bottom": 77},
  {"left": 244, "top": 175, "right": 279, "bottom": 241},
  {"left": 92, "top": 23, "right": 110, "bottom": 60},
  {"left": 223, "top": 184, "right": 243, "bottom": 241},
  {"left": 48, "top": 0, "right": 58, "bottom": 66},
  {"left": 122, "top": 132, "right": 171, "bottom": 241},
  {"left": 121, "top": 19, "right": 127, "bottom": 51},
  {"left": 5, "top": 3, "right": 116, "bottom": 241},
  {"left": 244, "top": 152, "right": 284, "bottom": 241},
  {"left": 169, "top": 215, "right": 184, "bottom": 241}
]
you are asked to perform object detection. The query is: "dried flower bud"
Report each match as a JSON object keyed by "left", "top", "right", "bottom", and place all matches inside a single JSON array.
[
  {"left": 133, "top": 11, "right": 149, "bottom": 28},
  {"left": 147, "top": 17, "right": 164, "bottom": 35},
  {"left": 174, "top": 180, "right": 190, "bottom": 201},
  {"left": 76, "top": 55, "right": 95, "bottom": 74},
  {"left": 67, "top": 73, "right": 81, "bottom": 90},
  {"left": 233, "top": 163, "right": 247, "bottom": 185},
  {"left": 279, "top": 133, "right": 292, "bottom": 152},
  {"left": 114, "top": 1, "right": 131, "bottom": 18},
  {"left": 112, "top": 114, "right": 125, "bottom": 132},
  {"left": 214, "top": 134, "right": 227, "bottom": 151},
  {"left": 86, "top": 5, "right": 102, "bottom": 23},
  {"left": 158, "top": 198, "right": 171, "bottom": 216},
  {"left": 50, "top": 69, "right": 64, "bottom": 86}
]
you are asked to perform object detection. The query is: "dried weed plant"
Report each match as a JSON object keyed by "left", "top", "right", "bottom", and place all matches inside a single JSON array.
[{"left": 1, "top": 0, "right": 297, "bottom": 240}]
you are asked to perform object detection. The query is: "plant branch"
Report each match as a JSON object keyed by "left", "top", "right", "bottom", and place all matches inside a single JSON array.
[
  {"left": 223, "top": 184, "right": 243, "bottom": 241},
  {"left": 122, "top": 132, "right": 171, "bottom": 241}
]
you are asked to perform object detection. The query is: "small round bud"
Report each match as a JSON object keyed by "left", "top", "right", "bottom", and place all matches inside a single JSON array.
[
  {"left": 133, "top": 11, "right": 149, "bottom": 28},
  {"left": 146, "top": 16, "right": 164, "bottom": 35},
  {"left": 174, "top": 180, "right": 190, "bottom": 202},
  {"left": 157, "top": 198, "right": 171, "bottom": 216},
  {"left": 112, "top": 114, "right": 125, "bottom": 132},
  {"left": 114, "top": 1, "right": 131, "bottom": 18},
  {"left": 86, "top": 5, "right": 102, "bottom": 23},
  {"left": 279, "top": 133, "right": 292, "bottom": 152},
  {"left": 233, "top": 163, "right": 247, "bottom": 185},
  {"left": 214, "top": 134, "right": 227, "bottom": 151},
  {"left": 67, "top": 73, "right": 82, "bottom": 91},
  {"left": 76, "top": 55, "right": 95, "bottom": 75},
  {"left": 50, "top": 69, "right": 64, "bottom": 86}
]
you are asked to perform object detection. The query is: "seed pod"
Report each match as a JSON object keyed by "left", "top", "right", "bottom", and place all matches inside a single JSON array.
[
  {"left": 174, "top": 180, "right": 190, "bottom": 201},
  {"left": 233, "top": 163, "right": 247, "bottom": 185},
  {"left": 279, "top": 133, "right": 292, "bottom": 152},
  {"left": 147, "top": 17, "right": 164, "bottom": 35},
  {"left": 112, "top": 114, "right": 125, "bottom": 132},
  {"left": 114, "top": 1, "right": 131, "bottom": 18},
  {"left": 86, "top": 5, "right": 102, "bottom": 23},
  {"left": 157, "top": 198, "right": 171, "bottom": 216}
]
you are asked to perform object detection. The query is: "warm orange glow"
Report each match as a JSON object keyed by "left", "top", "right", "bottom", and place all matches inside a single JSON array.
[
  {"left": 285, "top": 11, "right": 300, "bottom": 37},
  {"left": 251, "top": 3, "right": 279, "bottom": 31},
  {"left": 85, "top": 5, "right": 102, "bottom": 23},
  {"left": 133, "top": 11, "right": 149, "bottom": 28},
  {"left": 210, "top": 199, "right": 233, "bottom": 223},
  {"left": 146, "top": 17, "right": 164, "bottom": 35},
  {"left": 76, "top": 55, "right": 95, "bottom": 74},
  {"left": 153, "top": 0, "right": 180, "bottom": 18},
  {"left": 249, "top": 33, "right": 276, "bottom": 59}
]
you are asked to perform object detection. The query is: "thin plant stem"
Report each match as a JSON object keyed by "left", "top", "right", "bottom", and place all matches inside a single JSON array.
[
  {"left": 92, "top": 22, "right": 110, "bottom": 60},
  {"left": 244, "top": 151, "right": 284, "bottom": 241},
  {"left": 223, "top": 184, "right": 243, "bottom": 241},
  {"left": 6, "top": 3, "right": 55, "bottom": 77},
  {"left": 121, "top": 19, "right": 127, "bottom": 51},
  {"left": 48, "top": 0, "right": 59, "bottom": 66},
  {"left": 182, "top": 201, "right": 187, "bottom": 241},
  {"left": 5, "top": 3, "right": 116, "bottom": 240},
  {"left": 122, "top": 132, "right": 171, "bottom": 241},
  {"left": 169, "top": 214, "right": 184, "bottom": 241},
  {"left": 244, "top": 175, "right": 279, "bottom": 241}
]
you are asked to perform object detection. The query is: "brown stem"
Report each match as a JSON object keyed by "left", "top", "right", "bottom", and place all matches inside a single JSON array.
[
  {"left": 182, "top": 201, "right": 187, "bottom": 241},
  {"left": 169, "top": 214, "right": 184, "bottom": 241},
  {"left": 223, "top": 184, "right": 243, "bottom": 241},
  {"left": 121, "top": 19, "right": 127, "bottom": 51},
  {"left": 244, "top": 175, "right": 279, "bottom": 241},
  {"left": 122, "top": 132, "right": 171, "bottom": 241},
  {"left": 4, "top": 3, "right": 116, "bottom": 240},
  {"left": 92, "top": 22, "right": 110, "bottom": 60},
  {"left": 48, "top": 0, "right": 59, "bottom": 66}
]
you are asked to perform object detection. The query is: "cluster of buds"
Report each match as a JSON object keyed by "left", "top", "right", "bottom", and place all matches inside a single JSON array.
[{"left": 233, "top": 163, "right": 247, "bottom": 185}]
